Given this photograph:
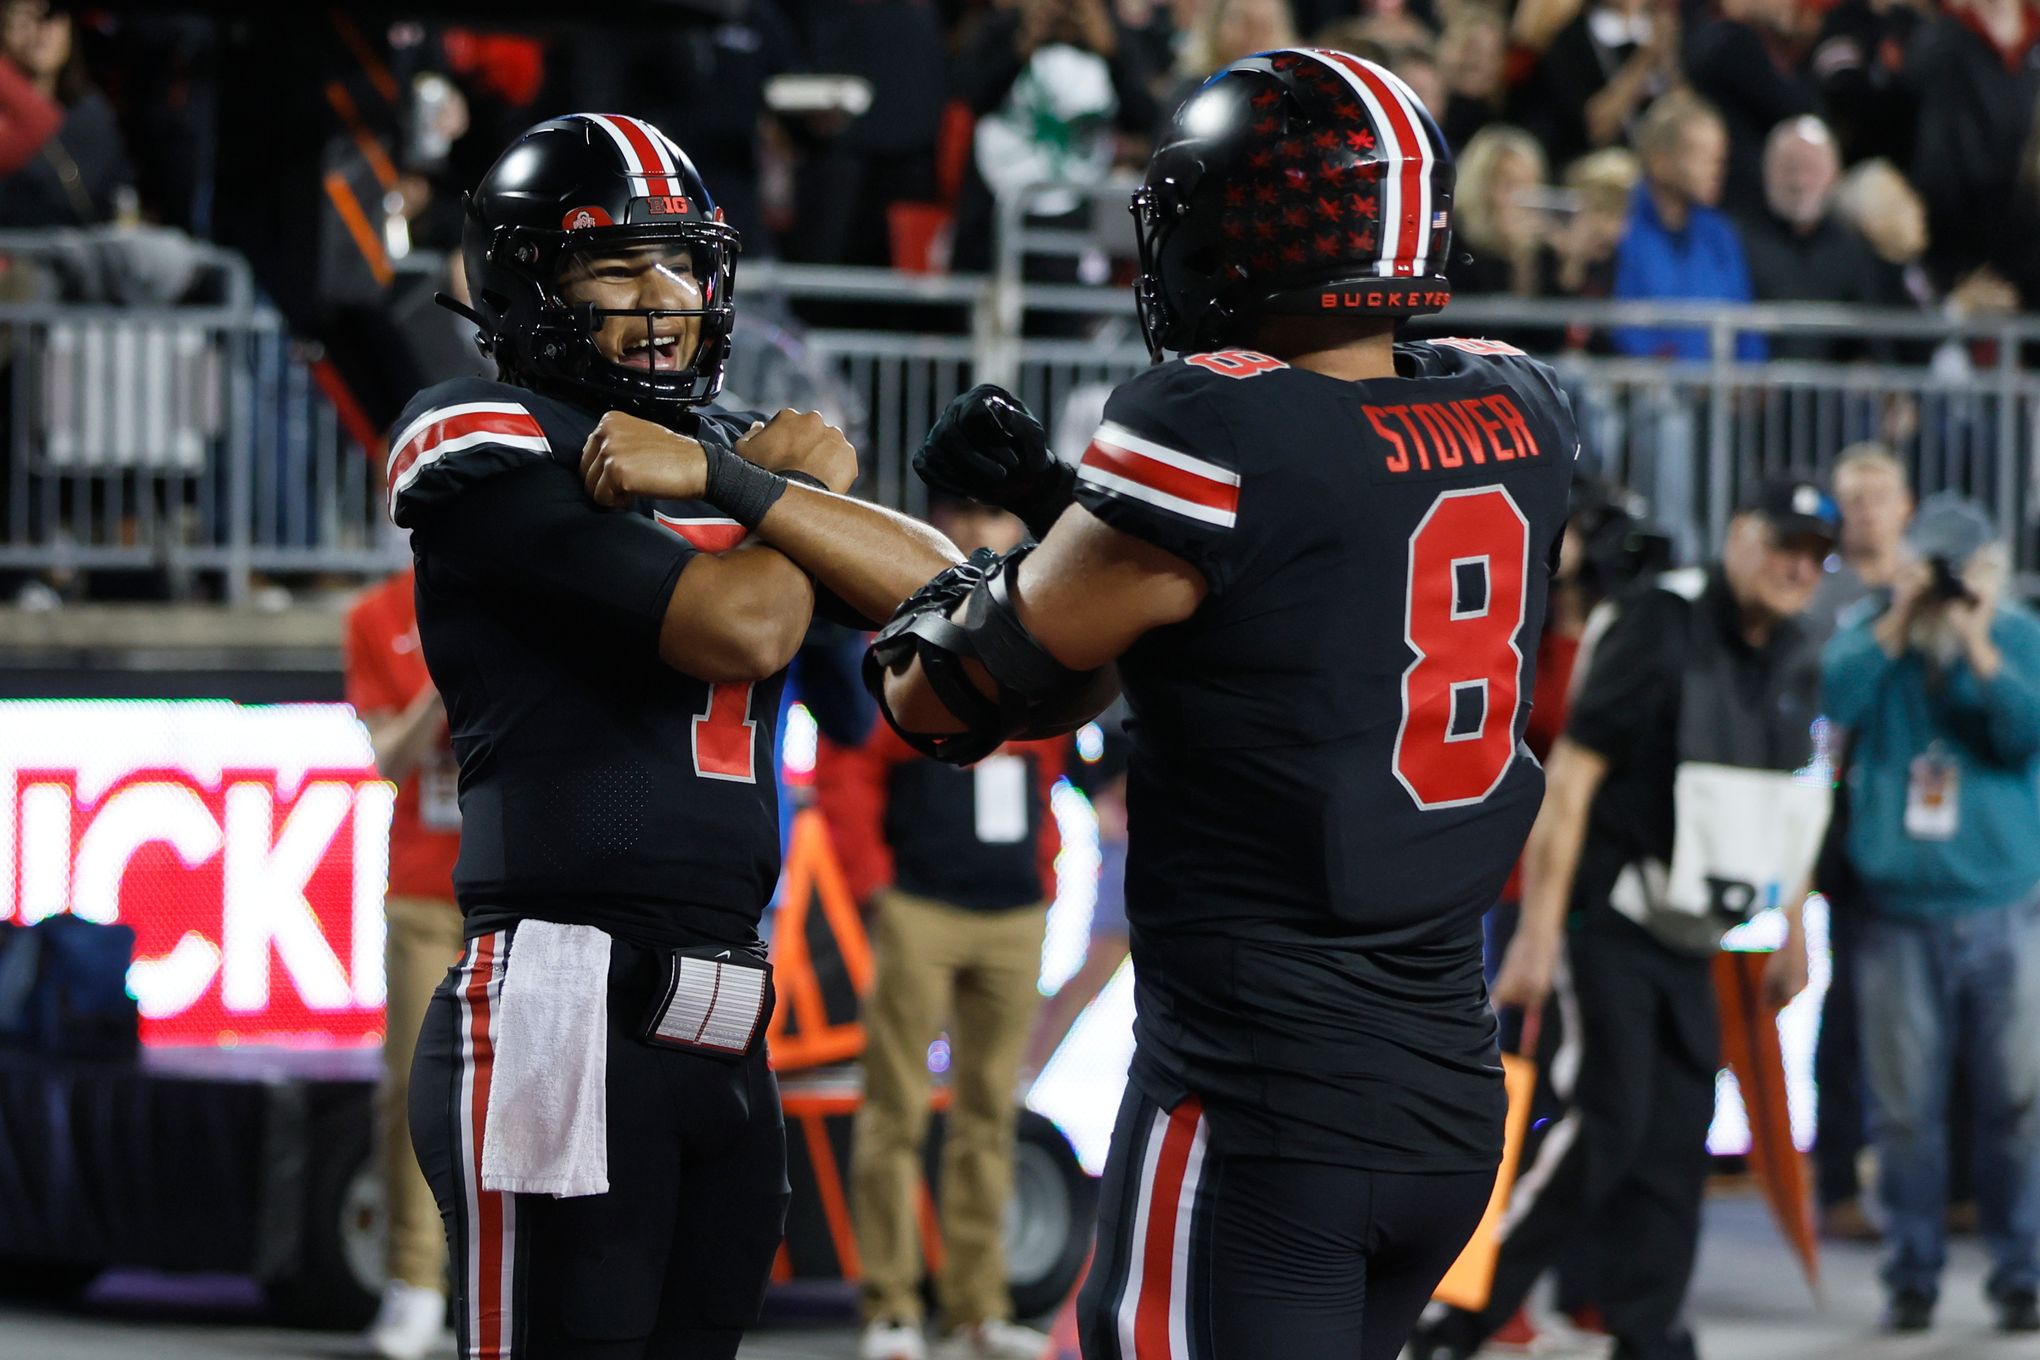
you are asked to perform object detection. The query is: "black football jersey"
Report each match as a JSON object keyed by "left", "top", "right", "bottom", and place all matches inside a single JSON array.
[
  {"left": 1071, "top": 340, "right": 1576, "bottom": 1171},
  {"left": 388, "top": 376, "right": 780, "bottom": 951}
]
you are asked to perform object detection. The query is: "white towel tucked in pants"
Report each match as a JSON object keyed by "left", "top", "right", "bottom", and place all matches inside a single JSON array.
[{"left": 480, "top": 920, "right": 612, "bottom": 1197}]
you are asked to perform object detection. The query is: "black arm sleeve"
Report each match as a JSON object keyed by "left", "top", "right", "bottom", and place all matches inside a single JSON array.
[{"left": 412, "top": 461, "right": 697, "bottom": 658}]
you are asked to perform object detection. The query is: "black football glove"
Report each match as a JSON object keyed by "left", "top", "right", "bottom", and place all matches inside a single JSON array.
[{"left": 915, "top": 384, "right": 1077, "bottom": 540}]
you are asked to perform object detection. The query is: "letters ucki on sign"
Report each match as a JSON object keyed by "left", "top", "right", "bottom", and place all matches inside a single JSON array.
[{"left": 4, "top": 766, "right": 394, "bottom": 1046}]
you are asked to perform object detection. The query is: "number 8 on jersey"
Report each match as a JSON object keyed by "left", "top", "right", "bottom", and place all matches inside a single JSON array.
[{"left": 1395, "top": 485, "right": 1530, "bottom": 809}]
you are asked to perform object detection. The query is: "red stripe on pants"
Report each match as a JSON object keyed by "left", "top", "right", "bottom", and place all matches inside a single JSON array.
[
  {"left": 466, "top": 933, "right": 506, "bottom": 1358},
  {"left": 1133, "top": 1100, "right": 1202, "bottom": 1358}
]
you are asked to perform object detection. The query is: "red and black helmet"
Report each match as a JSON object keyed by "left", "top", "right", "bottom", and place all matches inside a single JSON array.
[
  {"left": 1132, "top": 49, "right": 1456, "bottom": 360},
  {"left": 456, "top": 113, "right": 739, "bottom": 412}
]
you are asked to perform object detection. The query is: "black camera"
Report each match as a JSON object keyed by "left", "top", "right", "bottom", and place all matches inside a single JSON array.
[{"left": 1926, "top": 556, "right": 1975, "bottom": 604}]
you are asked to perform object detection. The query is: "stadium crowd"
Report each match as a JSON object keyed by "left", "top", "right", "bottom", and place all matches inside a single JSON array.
[{"left": 1, "top": 0, "right": 2036, "bottom": 323}]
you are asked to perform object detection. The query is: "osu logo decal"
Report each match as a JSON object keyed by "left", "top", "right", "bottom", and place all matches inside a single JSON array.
[{"left": 561, "top": 205, "right": 614, "bottom": 230}]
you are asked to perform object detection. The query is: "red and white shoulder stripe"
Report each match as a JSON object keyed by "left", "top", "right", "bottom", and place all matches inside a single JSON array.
[
  {"left": 574, "top": 112, "right": 685, "bottom": 198},
  {"left": 1079, "top": 421, "right": 1241, "bottom": 530},
  {"left": 386, "top": 401, "right": 551, "bottom": 517}
]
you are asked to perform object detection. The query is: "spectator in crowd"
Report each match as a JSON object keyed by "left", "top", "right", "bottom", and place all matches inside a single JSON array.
[
  {"left": 2001, "top": 93, "right": 2040, "bottom": 306},
  {"left": 816, "top": 497, "right": 1065, "bottom": 1360},
  {"left": 1385, "top": 37, "right": 1449, "bottom": 119},
  {"left": 345, "top": 567, "right": 465, "bottom": 1360},
  {"left": 565, "top": 3, "right": 797, "bottom": 251},
  {"left": 1836, "top": 157, "right": 1936, "bottom": 313},
  {"left": 1808, "top": 444, "right": 1915, "bottom": 1248},
  {"left": 0, "top": 0, "right": 132, "bottom": 227},
  {"left": 1809, "top": 0, "right": 1925, "bottom": 167},
  {"left": 1537, "top": 146, "right": 1638, "bottom": 313},
  {"left": 1611, "top": 91, "right": 1766, "bottom": 361},
  {"left": 1166, "top": 0, "right": 1298, "bottom": 116},
  {"left": 1905, "top": 0, "right": 2040, "bottom": 289},
  {"left": 1822, "top": 494, "right": 2040, "bottom": 1335},
  {"left": 1310, "top": 16, "right": 1414, "bottom": 66},
  {"left": 951, "top": 0, "right": 1157, "bottom": 274},
  {"left": 1415, "top": 479, "right": 1832, "bottom": 1360},
  {"left": 1437, "top": 3, "right": 1509, "bottom": 149},
  {"left": 1451, "top": 123, "right": 1550, "bottom": 295},
  {"left": 1816, "top": 443, "right": 1915, "bottom": 632},
  {"left": 1510, "top": 0, "right": 1678, "bottom": 172},
  {"left": 782, "top": 0, "right": 950, "bottom": 267},
  {"left": 1682, "top": 0, "right": 1824, "bottom": 216},
  {"left": 0, "top": 10, "right": 55, "bottom": 173},
  {"left": 1738, "top": 116, "right": 1885, "bottom": 359},
  {"left": 0, "top": 31, "right": 47, "bottom": 138}
]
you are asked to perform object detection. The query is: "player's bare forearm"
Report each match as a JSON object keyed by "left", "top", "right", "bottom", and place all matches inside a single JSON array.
[
  {"left": 752, "top": 484, "right": 964, "bottom": 626},
  {"left": 1517, "top": 737, "right": 1607, "bottom": 942},
  {"left": 660, "top": 541, "right": 815, "bottom": 682},
  {"left": 878, "top": 505, "right": 1195, "bottom": 735},
  {"left": 364, "top": 686, "right": 444, "bottom": 784}
]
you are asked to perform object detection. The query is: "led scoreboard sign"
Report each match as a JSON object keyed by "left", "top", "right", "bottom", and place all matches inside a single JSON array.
[{"left": 0, "top": 700, "right": 392, "bottom": 1048}]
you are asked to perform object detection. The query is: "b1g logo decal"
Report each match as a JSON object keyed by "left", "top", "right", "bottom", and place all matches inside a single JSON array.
[
  {"left": 643, "top": 195, "right": 693, "bottom": 217},
  {"left": 1394, "top": 485, "right": 1530, "bottom": 809},
  {"left": 560, "top": 205, "right": 614, "bottom": 230}
]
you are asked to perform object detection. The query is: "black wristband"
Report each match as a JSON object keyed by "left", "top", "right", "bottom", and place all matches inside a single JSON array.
[
  {"left": 702, "top": 441, "right": 790, "bottom": 530},
  {"left": 782, "top": 471, "right": 830, "bottom": 492}
]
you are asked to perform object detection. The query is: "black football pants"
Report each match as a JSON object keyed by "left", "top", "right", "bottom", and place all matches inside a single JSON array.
[
  {"left": 1076, "top": 1082, "right": 1494, "bottom": 1360},
  {"left": 409, "top": 927, "right": 789, "bottom": 1360},
  {"left": 1428, "top": 912, "right": 1717, "bottom": 1360}
]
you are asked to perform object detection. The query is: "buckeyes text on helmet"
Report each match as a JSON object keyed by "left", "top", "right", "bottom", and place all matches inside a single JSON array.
[{"left": 1132, "top": 48, "right": 1456, "bottom": 360}]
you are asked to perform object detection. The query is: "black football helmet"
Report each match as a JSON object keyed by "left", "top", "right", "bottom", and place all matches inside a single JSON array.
[
  {"left": 452, "top": 113, "right": 739, "bottom": 412},
  {"left": 1132, "top": 49, "right": 1456, "bottom": 360}
]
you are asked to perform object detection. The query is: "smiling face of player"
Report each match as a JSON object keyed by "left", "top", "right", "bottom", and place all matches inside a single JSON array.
[{"left": 555, "top": 241, "right": 706, "bottom": 374}]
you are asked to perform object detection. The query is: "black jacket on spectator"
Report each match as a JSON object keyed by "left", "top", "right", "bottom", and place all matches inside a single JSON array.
[
  {"left": 1510, "top": 9, "right": 1644, "bottom": 171},
  {"left": 1904, "top": 8, "right": 2040, "bottom": 289},
  {"left": 1809, "top": 0, "right": 1922, "bottom": 166},
  {"left": 1737, "top": 208, "right": 1885, "bottom": 358},
  {"left": 562, "top": 7, "right": 796, "bottom": 251},
  {"left": 782, "top": 0, "right": 949, "bottom": 266},
  {"left": 0, "top": 90, "right": 130, "bottom": 228},
  {"left": 1684, "top": 16, "right": 1822, "bottom": 217}
]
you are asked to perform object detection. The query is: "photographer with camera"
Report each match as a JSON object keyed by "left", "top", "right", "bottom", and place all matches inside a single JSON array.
[{"left": 1822, "top": 494, "right": 2040, "bottom": 1335}]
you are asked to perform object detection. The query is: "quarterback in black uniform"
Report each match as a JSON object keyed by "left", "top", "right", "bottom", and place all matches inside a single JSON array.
[
  {"left": 395, "top": 114, "right": 957, "bottom": 1360},
  {"left": 856, "top": 51, "right": 1580, "bottom": 1360}
]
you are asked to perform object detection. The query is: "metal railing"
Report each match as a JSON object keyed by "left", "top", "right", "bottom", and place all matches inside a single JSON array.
[
  {"left": 3, "top": 223, "right": 2038, "bottom": 600},
  {"left": 0, "top": 232, "right": 407, "bottom": 602}
]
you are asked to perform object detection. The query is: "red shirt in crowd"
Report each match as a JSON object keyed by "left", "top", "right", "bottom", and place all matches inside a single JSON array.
[{"left": 345, "top": 568, "right": 460, "bottom": 903}]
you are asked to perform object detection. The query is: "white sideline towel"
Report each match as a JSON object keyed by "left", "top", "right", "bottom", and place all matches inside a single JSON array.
[{"left": 480, "top": 920, "right": 611, "bottom": 1197}]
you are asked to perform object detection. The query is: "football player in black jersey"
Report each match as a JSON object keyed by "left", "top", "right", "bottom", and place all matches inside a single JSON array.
[
  {"left": 850, "top": 51, "right": 1581, "bottom": 1360},
  {"left": 394, "top": 114, "right": 960, "bottom": 1360}
]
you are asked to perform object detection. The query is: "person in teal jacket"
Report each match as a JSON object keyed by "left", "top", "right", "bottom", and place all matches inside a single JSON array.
[{"left": 1822, "top": 493, "right": 2040, "bottom": 1336}]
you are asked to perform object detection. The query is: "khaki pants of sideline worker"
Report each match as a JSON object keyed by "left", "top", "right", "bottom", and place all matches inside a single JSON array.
[
  {"left": 382, "top": 894, "right": 467, "bottom": 1290},
  {"left": 851, "top": 889, "right": 1049, "bottom": 1330}
]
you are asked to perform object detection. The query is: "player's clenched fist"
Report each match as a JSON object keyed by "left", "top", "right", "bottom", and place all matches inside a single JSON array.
[
  {"left": 735, "top": 409, "right": 857, "bottom": 495},
  {"left": 579, "top": 410, "right": 708, "bottom": 508}
]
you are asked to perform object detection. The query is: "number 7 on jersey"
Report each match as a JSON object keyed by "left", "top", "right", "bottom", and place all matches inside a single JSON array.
[{"left": 658, "top": 514, "right": 762, "bottom": 784}]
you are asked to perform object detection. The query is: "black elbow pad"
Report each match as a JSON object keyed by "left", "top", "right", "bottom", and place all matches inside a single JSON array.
[{"left": 864, "top": 544, "right": 1117, "bottom": 765}]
